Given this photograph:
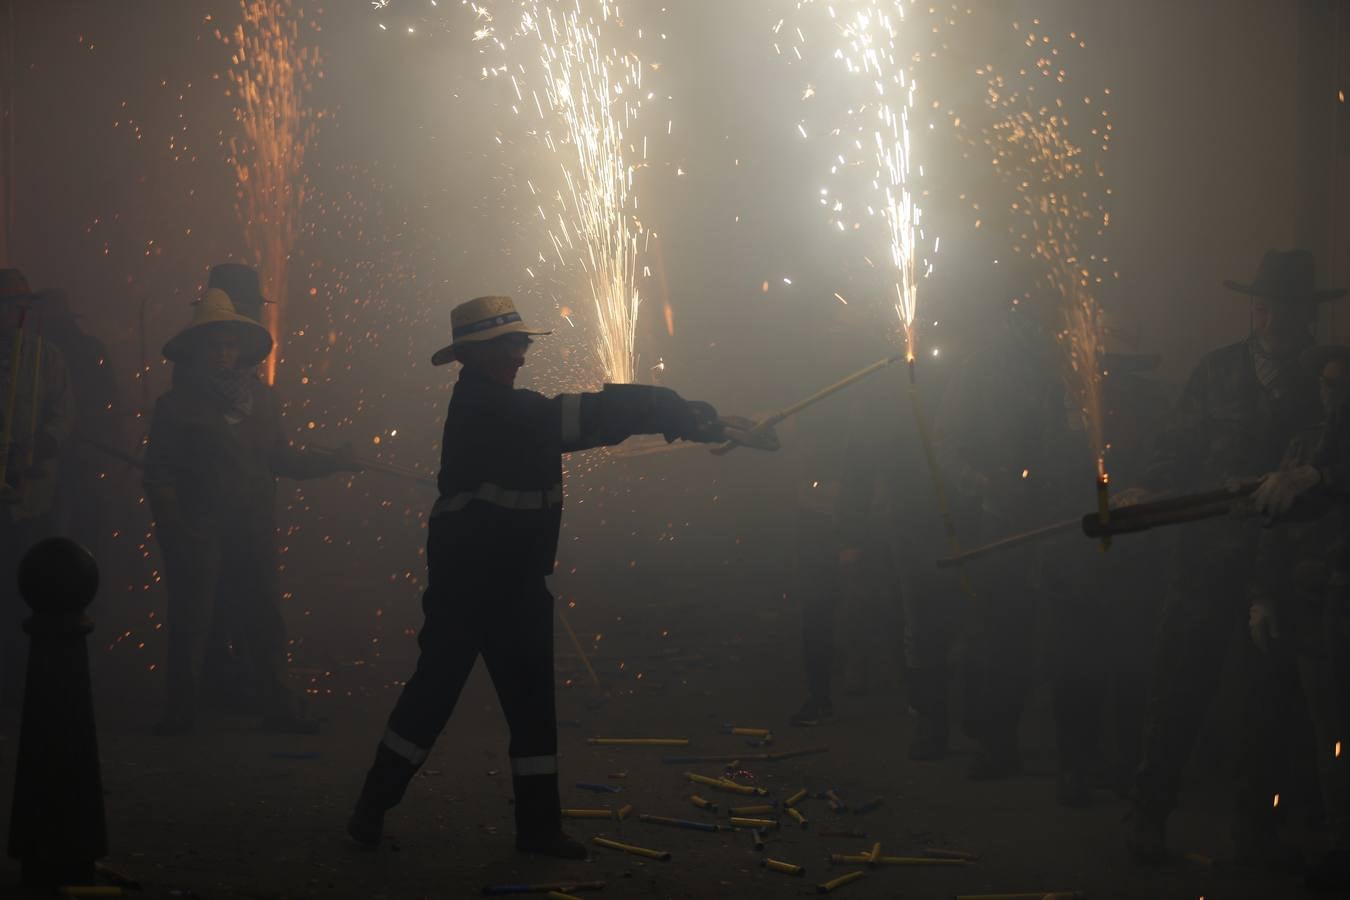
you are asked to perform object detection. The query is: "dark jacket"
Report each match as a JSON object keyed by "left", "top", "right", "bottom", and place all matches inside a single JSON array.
[{"left": 431, "top": 372, "right": 694, "bottom": 575}]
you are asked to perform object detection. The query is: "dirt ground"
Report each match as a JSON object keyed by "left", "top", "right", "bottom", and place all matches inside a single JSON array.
[{"left": 0, "top": 569, "right": 1327, "bottom": 900}]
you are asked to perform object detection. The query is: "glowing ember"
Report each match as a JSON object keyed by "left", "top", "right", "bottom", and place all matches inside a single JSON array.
[{"left": 226, "top": 0, "right": 320, "bottom": 385}]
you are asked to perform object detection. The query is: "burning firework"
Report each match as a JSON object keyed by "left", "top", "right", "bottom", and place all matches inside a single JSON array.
[
  {"left": 225, "top": 0, "right": 320, "bottom": 385},
  {"left": 967, "top": 22, "right": 1115, "bottom": 480},
  {"left": 779, "top": 1, "right": 938, "bottom": 360},
  {"left": 476, "top": 1, "right": 656, "bottom": 385}
]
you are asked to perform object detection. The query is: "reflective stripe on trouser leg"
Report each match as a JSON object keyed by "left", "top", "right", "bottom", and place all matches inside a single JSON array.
[
  {"left": 381, "top": 728, "right": 431, "bottom": 766},
  {"left": 511, "top": 755, "right": 558, "bottom": 777}
]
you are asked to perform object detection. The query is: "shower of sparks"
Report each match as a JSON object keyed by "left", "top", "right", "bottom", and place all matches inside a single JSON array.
[
  {"left": 476, "top": 1, "right": 655, "bottom": 385},
  {"left": 782, "top": 1, "right": 938, "bottom": 360},
  {"left": 225, "top": 0, "right": 320, "bottom": 385},
  {"left": 968, "top": 22, "right": 1115, "bottom": 477}
]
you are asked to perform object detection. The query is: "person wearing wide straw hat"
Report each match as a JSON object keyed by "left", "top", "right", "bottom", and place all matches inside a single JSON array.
[
  {"left": 1130, "top": 249, "right": 1340, "bottom": 865},
  {"left": 143, "top": 289, "right": 361, "bottom": 736},
  {"left": 0, "top": 268, "right": 74, "bottom": 714},
  {"left": 206, "top": 262, "right": 272, "bottom": 323},
  {"left": 348, "top": 295, "right": 733, "bottom": 858}
]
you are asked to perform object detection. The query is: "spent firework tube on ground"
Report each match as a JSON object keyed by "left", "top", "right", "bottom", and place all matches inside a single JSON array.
[
  {"left": 637, "top": 814, "right": 721, "bottom": 833},
  {"left": 689, "top": 794, "right": 718, "bottom": 812},
  {"left": 787, "top": 806, "right": 809, "bottom": 828},
  {"left": 829, "top": 854, "right": 970, "bottom": 866},
  {"left": 785, "top": 787, "right": 809, "bottom": 807},
  {"left": 816, "top": 870, "right": 866, "bottom": 893},
  {"left": 728, "top": 804, "right": 776, "bottom": 816},
  {"left": 762, "top": 858, "right": 805, "bottom": 877},
  {"left": 721, "top": 724, "right": 773, "bottom": 738},
  {"left": 590, "top": 837, "right": 670, "bottom": 861},
  {"left": 588, "top": 737, "right": 689, "bottom": 746},
  {"left": 729, "top": 816, "right": 779, "bottom": 830}
]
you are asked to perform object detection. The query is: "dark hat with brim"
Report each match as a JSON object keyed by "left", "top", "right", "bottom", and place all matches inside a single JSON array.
[
  {"left": 0, "top": 268, "right": 39, "bottom": 304},
  {"left": 1223, "top": 249, "right": 1347, "bottom": 303},
  {"left": 1301, "top": 345, "right": 1350, "bottom": 374},
  {"left": 207, "top": 262, "right": 271, "bottom": 322}
]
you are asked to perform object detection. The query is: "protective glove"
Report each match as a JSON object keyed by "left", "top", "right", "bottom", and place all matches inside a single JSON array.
[
  {"left": 1249, "top": 601, "right": 1279, "bottom": 653},
  {"left": 657, "top": 391, "right": 726, "bottom": 443},
  {"left": 1252, "top": 465, "right": 1321, "bottom": 518}
]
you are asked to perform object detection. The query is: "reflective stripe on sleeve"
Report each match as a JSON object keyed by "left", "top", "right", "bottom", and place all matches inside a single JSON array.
[
  {"left": 431, "top": 483, "right": 563, "bottom": 517},
  {"left": 560, "top": 393, "right": 583, "bottom": 446},
  {"left": 510, "top": 754, "right": 559, "bottom": 777},
  {"left": 381, "top": 728, "right": 430, "bottom": 766}
]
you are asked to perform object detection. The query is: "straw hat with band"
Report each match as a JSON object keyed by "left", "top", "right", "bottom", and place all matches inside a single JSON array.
[
  {"left": 163, "top": 288, "right": 273, "bottom": 368},
  {"left": 431, "top": 295, "right": 551, "bottom": 366},
  {"left": 1223, "top": 249, "right": 1347, "bottom": 304}
]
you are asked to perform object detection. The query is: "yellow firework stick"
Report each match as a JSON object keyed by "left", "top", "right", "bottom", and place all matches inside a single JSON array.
[
  {"left": 728, "top": 804, "right": 776, "bottom": 816},
  {"left": 616, "top": 804, "right": 633, "bottom": 821},
  {"left": 684, "top": 772, "right": 724, "bottom": 788},
  {"left": 591, "top": 836, "right": 670, "bottom": 861},
  {"left": 787, "top": 807, "right": 809, "bottom": 829},
  {"left": 559, "top": 607, "right": 599, "bottom": 686},
  {"left": 831, "top": 854, "right": 969, "bottom": 867},
  {"left": 762, "top": 858, "right": 805, "bottom": 877},
  {"left": 721, "top": 725, "right": 772, "bottom": 737},
  {"left": 689, "top": 794, "right": 717, "bottom": 812},
  {"left": 785, "top": 787, "right": 809, "bottom": 807},
  {"left": 816, "top": 870, "right": 865, "bottom": 893},
  {"left": 590, "top": 738, "right": 689, "bottom": 746},
  {"left": 562, "top": 809, "right": 613, "bottom": 819},
  {"left": 728, "top": 816, "right": 779, "bottom": 831},
  {"left": 867, "top": 842, "right": 882, "bottom": 865}
]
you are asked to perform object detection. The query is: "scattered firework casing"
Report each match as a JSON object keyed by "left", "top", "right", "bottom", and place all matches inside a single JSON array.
[
  {"left": 729, "top": 816, "right": 779, "bottom": 830},
  {"left": 575, "top": 782, "right": 622, "bottom": 793},
  {"left": 684, "top": 772, "right": 724, "bottom": 788},
  {"left": 752, "top": 829, "right": 767, "bottom": 851},
  {"left": 762, "top": 858, "right": 805, "bottom": 877},
  {"left": 728, "top": 804, "right": 776, "bottom": 816},
  {"left": 661, "top": 746, "right": 828, "bottom": 764},
  {"left": 824, "top": 789, "right": 847, "bottom": 811},
  {"left": 616, "top": 804, "right": 633, "bottom": 821},
  {"left": 853, "top": 796, "right": 884, "bottom": 815},
  {"left": 787, "top": 807, "right": 809, "bottom": 829},
  {"left": 689, "top": 794, "right": 718, "bottom": 812},
  {"left": 817, "top": 829, "right": 868, "bottom": 839},
  {"left": 722, "top": 725, "right": 773, "bottom": 738},
  {"left": 868, "top": 842, "right": 882, "bottom": 865},
  {"left": 482, "top": 882, "right": 606, "bottom": 895},
  {"left": 816, "top": 870, "right": 866, "bottom": 893},
  {"left": 590, "top": 837, "right": 671, "bottom": 861},
  {"left": 785, "top": 787, "right": 809, "bottom": 807},
  {"left": 954, "top": 894, "right": 1085, "bottom": 900},
  {"left": 588, "top": 738, "right": 688, "bottom": 746},
  {"left": 920, "top": 847, "right": 979, "bottom": 861},
  {"left": 830, "top": 854, "right": 969, "bottom": 867},
  {"left": 684, "top": 771, "right": 763, "bottom": 795},
  {"left": 637, "top": 814, "right": 721, "bottom": 833},
  {"left": 562, "top": 808, "right": 613, "bottom": 819}
]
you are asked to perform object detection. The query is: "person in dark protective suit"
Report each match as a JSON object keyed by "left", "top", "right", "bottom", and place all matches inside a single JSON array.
[
  {"left": 144, "top": 289, "right": 361, "bottom": 736},
  {"left": 348, "top": 295, "right": 731, "bottom": 859},
  {"left": 1129, "top": 249, "right": 1335, "bottom": 864}
]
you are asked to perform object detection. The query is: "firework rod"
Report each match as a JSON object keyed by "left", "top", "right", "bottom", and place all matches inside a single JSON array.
[
  {"left": 558, "top": 605, "right": 600, "bottom": 686},
  {"left": 0, "top": 314, "right": 25, "bottom": 490},
  {"left": 710, "top": 353, "right": 906, "bottom": 456},
  {"left": 905, "top": 373, "right": 975, "bottom": 599},
  {"left": 309, "top": 444, "right": 436, "bottom": 487},
  {"left": 936, "top": 517, "right": 1080, "bottom": 568}
]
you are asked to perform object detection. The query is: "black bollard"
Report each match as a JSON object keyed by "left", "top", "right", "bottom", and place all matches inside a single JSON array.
[{"left": 6, "top": 537, "right": 106, "bottom": 889}]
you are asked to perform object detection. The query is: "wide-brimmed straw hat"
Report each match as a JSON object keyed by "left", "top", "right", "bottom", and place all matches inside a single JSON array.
[
  {"left": 1223, "top": 249, "right": 1346, "bottom": 303},
  {"left": 431, "top": 295, "right": 551, "bottom": 366},
  {"left": 163, "top": 288, "right": 273, "bottom": 367}
]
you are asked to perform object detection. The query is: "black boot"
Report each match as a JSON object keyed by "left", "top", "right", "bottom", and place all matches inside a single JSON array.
[
  {"left": 348, "top": 744, "right": 420, "bottom": 847},
  {"left": 790, "top": 695, "right": 834, "bottom": 727},
  {"left": 513, "top": 774, "right": 587, "bottom": 860}
]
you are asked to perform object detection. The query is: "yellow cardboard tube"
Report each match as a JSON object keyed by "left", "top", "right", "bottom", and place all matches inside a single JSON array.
[
  {"left": 729, "top": 804, "right": 776, "bottom": 816},
  {"left": 591, "top": 836, "right": 671, "bottom": 861},
  {"left": 729, "top": 816, "right": 779, "bottom": 830},
  {"left": 589, "top": 738, "right": 689, "bottom": 746},
  {"left": 763, "top": 857, "right": 805, "bottom": 877},
  {"left": 616, "top": 804, "right": 633, "bottom": 821},
  {"left": 562, "top": 808, "right": 613, "bottom": 819},
  {"left": 690, "top": 794, "right": 718, "bottom": 811},
  {"left": 726, "top": 726, "right": 773, "bottom": 737},
  {"left": 868, "top": 842, "right": 882, "bottom": 865},
  {"left": 816, "top": 870, "right": 865, "bottom": 893},
  {"left": 787, "top": 806, "right": 809, "bottom": 829},
  {"left": 785, "top": 787, "right": 809, "bottom": 807},
  {"left": 684, "top": 772, "right": 724, "bottom": 788},
  {"left": 831, "top": 854, "right": 969, "bottom": 866},
  {"left": 720, "top": 778, "right": 768, "bottom": 796}
]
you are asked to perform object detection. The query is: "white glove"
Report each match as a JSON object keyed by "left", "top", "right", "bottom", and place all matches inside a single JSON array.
[
  {"left": 1249, "top": 602, "right": 1279, "bottom": 653},
  {"left": 1252, "top": 465, "right": 1321, "bottom": 518}
]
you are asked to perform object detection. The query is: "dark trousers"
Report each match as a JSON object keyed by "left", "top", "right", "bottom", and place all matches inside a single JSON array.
[
  {"left": 161, "top": 524, "right": 289, "bottom": 723},
  {"left": 362, "top": 532, "right": 561, "bottom": 837},
  {"left": 1136, "top": 525, "right": 1256, "bottom": 814}
]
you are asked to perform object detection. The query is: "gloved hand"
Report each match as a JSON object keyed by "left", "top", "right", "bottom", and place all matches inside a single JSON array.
[
  {"left": 329, "top": 442, "right": 366, "bottom": 473},
  {"left": 1249, "top": 601, "right": 1279, "bottom": 653},
  {"left": 657, "top": 391, "right": 726, "bottom": 443},
  {"left": 1252, "top": 465, "right": 1321, "bottom": 518}
]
